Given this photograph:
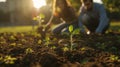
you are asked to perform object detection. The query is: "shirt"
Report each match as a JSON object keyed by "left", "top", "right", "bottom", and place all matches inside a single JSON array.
[{"left": 78, "top": 3, "right": 109, "bottom": 33}]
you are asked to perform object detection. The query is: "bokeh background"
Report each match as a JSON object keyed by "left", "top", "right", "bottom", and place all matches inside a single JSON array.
[{"left": 0, "top": 0, "right": 119, "bottom": 32}]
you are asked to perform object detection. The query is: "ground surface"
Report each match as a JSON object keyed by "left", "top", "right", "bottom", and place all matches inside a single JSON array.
[{"left": 0, "top": 32, "right": 120, "bottom": 67}]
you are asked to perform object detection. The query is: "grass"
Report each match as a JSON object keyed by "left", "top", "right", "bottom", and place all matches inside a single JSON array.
[
  {"left": 0, "top": 26, "right": 37, "bottom": 33},
  {"left": 110, "top": 22, "right": 120, "bottom": 32},
  {"left": 0, "top": 22, "right": 120, "bottom": 33}
]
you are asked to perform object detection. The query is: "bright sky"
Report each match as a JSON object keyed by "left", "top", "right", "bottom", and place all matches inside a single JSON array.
[
  {"left": 32, "top": 0, "right": 46, "bottom": 9},
  {"left": 0, "top": 0, "right": 6, "bottom": 2},
  {"left": 93, "top": 0, "right": 103, "bottom": 4}
]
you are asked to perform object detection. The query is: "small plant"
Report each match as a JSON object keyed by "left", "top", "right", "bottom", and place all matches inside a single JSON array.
[
  {"left": 0, "top": 56, "right": 3, "bottom": 61},
  {"left": 68, "top": 25, "right": 80, "bottom": 51},
  {"left": 63, "top": 47, "right": 69, "bottom": 52},
  {"left": 9, "top": 35, "right": 16, "bottom": 41},
  {"left": 10, "top": 43, "right": 16, "bottom": 47},
  {"left": 25, "top": 48, "right": 34, "bottom": 54},
  {"left": 44, "top": 36, "right": 51, "bottom": 47},
  {"left": 51, "top": 46, "right": 56, "bottom": 50},
  {"left": 33, "top": 13, "right": 45, "bottom": 27},
  {"left": 109, "top": 55, "right": 119, "bottom": 61},
  {"left": 18, "top": 43, "right": 22, "bottom": 46},
  {"left": 38, "top": 39, "right": 42, "bottom": 44},
  {"left": 0, "top": 36, "right": 6, "bottom": 44},
  {"left": 80, "top": 47, "right": 86, "bottom": 51},
  {"left": 3, "top": 55, "right": 17, "bottom": 64}
]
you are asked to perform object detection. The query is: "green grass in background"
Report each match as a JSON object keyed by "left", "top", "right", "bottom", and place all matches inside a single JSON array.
[
  {"left": 0, "top": 22, "right": 120, "bottom": 33},
  {"left": 0, "top": 26, "right": 37, "bottom": 33},
  {"left": 110, "top": 22, "right": 120, "bottom": 32}
]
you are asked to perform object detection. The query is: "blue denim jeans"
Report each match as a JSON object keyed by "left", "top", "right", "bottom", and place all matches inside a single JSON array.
[{"left": 52, "top": 21, "right": 79, "bottom": 34}]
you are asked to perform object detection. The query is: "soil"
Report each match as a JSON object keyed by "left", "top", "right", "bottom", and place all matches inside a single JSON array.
[{"left": 0, "top": 32, "right": 120, "bottom": 67}]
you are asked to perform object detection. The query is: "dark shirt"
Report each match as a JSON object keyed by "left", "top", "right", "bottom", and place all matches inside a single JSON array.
[{"left": 78, "top": 3, "right": 109, "bottom": 33}]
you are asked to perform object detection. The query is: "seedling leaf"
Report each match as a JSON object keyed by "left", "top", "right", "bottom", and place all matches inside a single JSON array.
[{"left": 69, "top": 25, "right": 73, "bottom": 33}]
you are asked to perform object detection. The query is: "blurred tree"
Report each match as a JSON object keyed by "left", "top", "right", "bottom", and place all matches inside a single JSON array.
[
  {"left": 43, "top": 0, "right": 120, "bottom": 21},
  {"left": 102, "top": 0, "right": 120, "bottom": 21}
]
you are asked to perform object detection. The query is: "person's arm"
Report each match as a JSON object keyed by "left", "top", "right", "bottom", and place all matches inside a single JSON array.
[
  {"left": 78, "top": 6, "right": 85, "bottom": 33},
  {"left": 95, "top": 4, "right": 109, "bottom": 33}
]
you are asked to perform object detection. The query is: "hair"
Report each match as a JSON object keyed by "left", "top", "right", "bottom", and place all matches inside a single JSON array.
[
  {"left": 53, "top": 0, "right": 77, "bottom": 22},
  {"left": 53, "top": 0, "right": 72, "bottom": 11},
  {"left": 81, "top": 0, "right": 93, "bottom": 3}
]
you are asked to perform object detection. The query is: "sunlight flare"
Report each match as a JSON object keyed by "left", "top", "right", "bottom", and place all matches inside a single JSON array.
[
  {"left": 87, "top": 31, "right": 90, "bottom": 35},
  {"left": 0, "top": 0, "right": 6, "bottom": 2},
  {"left": 32, "top": 0, "right": 46, "bottom": 9}
]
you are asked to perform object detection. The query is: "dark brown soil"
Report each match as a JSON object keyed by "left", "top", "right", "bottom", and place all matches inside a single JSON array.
[{"left": 0, "top": 32, "right": 120, "bottom": 67}]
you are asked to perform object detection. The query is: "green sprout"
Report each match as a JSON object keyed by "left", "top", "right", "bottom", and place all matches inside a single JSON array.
[
  {"left": 38, "top": 39, "right": 42, "bottom": 44},
  {"left": 34, "top": 32, "right": 41, "bottom": 37},
  {"left": 33, "top": 13, "right": 45, "bottom": 27},
  {"left": 63, "top": 47, "right": 69, "bottom": 52},
  {"left": 0, "top": 36, "right": 6, "bottom": 44},
  {"left": 80, "top": 47, "right": 86, "bottom": 51},
  {"left": 0, "top": 56, "right": 3, "bottom": 61},
  {"left": 18, "top": 43, "right": 22, "bottom": 46},
  {"left": 10, "top": 43, "right": 16, "bottom": 47},
  {"left": 44, "top": 36, "right": 51, "bottom": 47},
  {"left": 25, "top": 48, "right": 34, "bottom": 54},
  {"left": 9, "top": 35, "right": 16, "bottom": 41},
  {"left": 51, "top": 46, "right": 56, "bottom": 50},
  {"left": 68, "top": 25, "right": 80, "bottom": 51},
  {"left": 109, "top": 55, "right": 119, "bottom": 61},
  {"left": 3, "top": 55, "right": 17, "bottom": 64}
]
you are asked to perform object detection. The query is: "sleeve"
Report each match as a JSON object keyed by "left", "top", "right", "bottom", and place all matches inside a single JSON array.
[
  {"left": 95, "top": 4, "right": 109, "bottom": 33},
  {"left": 78, "top": 6, "right": 85, "bottom": 33}
]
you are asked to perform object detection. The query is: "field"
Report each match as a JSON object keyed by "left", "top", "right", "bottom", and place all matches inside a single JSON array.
[{"left": 0, "top": 22, "right": 120, "bottom": 67}]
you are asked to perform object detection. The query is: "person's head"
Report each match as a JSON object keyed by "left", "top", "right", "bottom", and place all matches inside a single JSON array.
[
  {"left": 53, "top": 0, "right": 72, "bottom": 16},
  {"left": 81, "top": 0, "right": 93, "bottom": 10}
]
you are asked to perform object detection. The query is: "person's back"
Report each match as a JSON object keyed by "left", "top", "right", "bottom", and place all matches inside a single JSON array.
[{"left": 78, "top": 0, "right": 109, "bottom": 34}]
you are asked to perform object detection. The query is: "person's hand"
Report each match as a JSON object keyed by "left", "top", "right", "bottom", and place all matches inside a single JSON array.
[{"left": 87, "top": 31, "right": 102, "bottom": 36}]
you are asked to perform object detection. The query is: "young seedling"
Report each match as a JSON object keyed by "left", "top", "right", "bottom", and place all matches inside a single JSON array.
[
  {"left": 25, "top": 48, "right": 34, "bottom": 54},
  {"left": 3, "top": 55, "right": 17, "bottom": 64},
  {"left": 68, "top": 25, "right": 80, "bottom": 51},
  {"left": 33, "top": 13, "right": 46, "bottom": 32},
  {"left": 109, "top": 55, "right": 119, "bottom": 61}
]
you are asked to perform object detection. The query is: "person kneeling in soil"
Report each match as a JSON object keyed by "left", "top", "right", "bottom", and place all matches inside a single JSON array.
[
  {"left": 78, "top": 0, "right": 110, "bottom": 35},
  {"left": 51, "top": 0, "right": 79, "bottom": 35}
]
